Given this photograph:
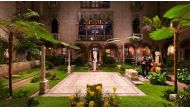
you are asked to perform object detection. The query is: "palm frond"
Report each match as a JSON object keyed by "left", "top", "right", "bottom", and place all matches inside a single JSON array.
[
  {"left": 14, "top": 20, "right": 59, "bottom": 44},
  {"left": 153, "top": 16, "right": 161, "bottom": 29},
  {"left": 164, "top": 3, "right": 190, "bottom": 20},
  {"left": 150, "top": 27, "right": 175, "bottom": 40},
  {"left": 143, "top": 17, "right": 152, "bottom": 26},
  {"left": 106, "top": 38, "right": 121, "bottom": 43}
]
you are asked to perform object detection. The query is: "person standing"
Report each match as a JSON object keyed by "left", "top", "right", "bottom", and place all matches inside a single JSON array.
[{"left": 141, "top": 57, "right": 147, "bottom": 77}]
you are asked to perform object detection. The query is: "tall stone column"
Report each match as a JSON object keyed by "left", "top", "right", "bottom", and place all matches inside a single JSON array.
[
  {"left": 67, "top": 49, "right": 71, "bottom": 74},
  {"left": 39, "top": 45, "right": 49, "bottom": 95}
]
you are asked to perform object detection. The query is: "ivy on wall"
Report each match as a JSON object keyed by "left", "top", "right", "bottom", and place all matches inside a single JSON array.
[{"left": 0, "top": 38, "right": 8, "bottom": 64}]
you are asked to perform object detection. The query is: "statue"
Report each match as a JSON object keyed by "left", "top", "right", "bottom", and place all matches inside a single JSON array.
[{"left": 93, "top": 50, "right": 98, "bottom": 71}]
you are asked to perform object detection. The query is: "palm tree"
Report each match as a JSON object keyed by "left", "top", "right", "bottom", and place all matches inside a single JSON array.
[
  {"left": 0, "top": 9, "right": 60, "bottom": 97},
  {"left": 106, "top": 35, "right": 141, "bottom": 65},
  {"left": 143, "top": 16, "right": 163, "bottom": 60},
  {"left": 147, "top": 3, "right": 190, "bottom": 93}
]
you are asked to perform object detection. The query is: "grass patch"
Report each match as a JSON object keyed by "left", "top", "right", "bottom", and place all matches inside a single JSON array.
[
  {"left": 119, "top": 82, "right": 175, "bottom": 107},
  {"left": 0, "top": 67, "right": 68, "bottom": 107},
  {"left": 0, "top": 97, "right": 28, "bottom": 107},
  {"left": 35, "top": 97, "right": 70, "bottom": 107},
  {"left": 72, "top": 67, "right": 89, "bottom": 72},
  {"left": 101, "top": 67, "right": 120, "bottom": 72},
  {"left": 1, "top": 68, "right": 39, "bottom": 86}
]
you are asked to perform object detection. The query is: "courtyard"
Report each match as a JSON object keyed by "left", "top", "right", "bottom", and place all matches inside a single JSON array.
[
  {"left": 0, "top": 1, "right": 190, "bottom": 107},
  {"left": 45, "top": 72, "right": 145, "bottom": 96}
]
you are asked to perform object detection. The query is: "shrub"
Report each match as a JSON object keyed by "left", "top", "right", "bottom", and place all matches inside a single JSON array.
[
  {"left": 178, "top": 60, "right": 190, "bottom": 71},
  {"left": 69, "top": 84, "right": 119, "bottom": 107},
  {"left": 46, "top": 72, "right": 52, "bottom": 78},
  {"left": 177, "top": 70, "right": 190, "bottom": 85},
  {"left": 162, "top": 89, "right": 175, "bottom": 100},
  {"left": 148, "top": 72, "right": 166, "bottom": 85},
  {"left": 26, "top": 97, "right": 39, "bottom": 107},
  {"left": 164, "top": 56, "right": 174, "bottom": 73},
  {"left": 176, "top": 85, "right": 190, "bottom": 107},
  {"left": 46, "top": 61, "right": 54, "bottom": 69},
  {"left": 134, "top": 65, "right": 142, "bottom": 74},
  {"left": 46, "top": 54, "right": 65, "bottom": 66},
  {"left": 85, "top": 84, "right": 103, "bottom": 107},
  {"left": 31, "top": 76, "right": 40, "bottom": 83},
  {"left": 13, "top": 89, "right": 29, "bottom": 98},
  {"left": 102, "top": 52, "right": 116, "bottom": 66},
  {"left": 73, "top": 56, "right": 85, "bottom": 66}
]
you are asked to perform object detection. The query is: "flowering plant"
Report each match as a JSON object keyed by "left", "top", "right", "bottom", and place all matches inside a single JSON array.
[{"left": 69, "top": 84, "right": 119, "bottom": 107}]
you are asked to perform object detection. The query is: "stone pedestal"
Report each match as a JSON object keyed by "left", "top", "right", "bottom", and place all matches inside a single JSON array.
[
  {"left": 93, "top": 61, "right": 97, "bottom": 71},
  {"left": 125, "top": 69, "right": 139, "bottom": 80},
  {"left": 39, "top": 79, "right": 49, "bottom": 94}
]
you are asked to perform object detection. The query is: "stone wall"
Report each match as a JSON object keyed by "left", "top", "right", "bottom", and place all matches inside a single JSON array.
[{"left": 0, "top": 60, "right": 40, "bottom": 76}]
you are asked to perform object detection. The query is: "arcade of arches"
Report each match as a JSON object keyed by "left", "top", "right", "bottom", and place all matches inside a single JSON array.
[{"left": 66, "top": 42, "right": 153, "bottom": 64}]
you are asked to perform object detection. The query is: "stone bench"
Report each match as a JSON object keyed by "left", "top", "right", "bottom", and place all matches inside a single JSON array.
[{"left": 125, "top": 69, "right": 139, "bottom": 81}]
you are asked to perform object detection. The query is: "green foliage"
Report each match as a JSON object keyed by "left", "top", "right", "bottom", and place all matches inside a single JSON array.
[
  {"left": 0, "top": 79, "right": 9, "bottom": 100},
  {"left": 31, "top": 76, "right": 40, "bottom": 83},
  {"left": 164, "top": 4, "right": 190, "bottom": 22},
  {"left": 73, "top": 56, "right": 86, "bottom": 66},
  {"left": 26, "top": 97, "right": 39, "bottom": 107},
  {"left": 178, "top": 60, "right": 190, "bottom": 71},
  {"left": 164, "top": 56, "right": 174, "bottom": 73},
  {"left": 177, "top": 70, "right": 190, "bottom": 85},
  {"left": 162, "top": 89, "right": 175, "bottom": 100},
  {"left": 143, "top": 17, "right": 152, "bottom": 26},
  {"left": 102, "top": 52, "right": 116, "bottom": 66},
  {"left": 148, "top": 72, "right": 166, "bottom": 85},
  {"left": 0, "top": 38, "right": 8, "bottom": 64},
  {"left": 69, "top": 84, "right": 119, "bottom": 107},
  {"left": 153, "top": 16, "right": 161, "bottom": 29},
  {"left": 150, "top": 27, "right": 175, "bottom": 41},
  {"left": 176, "top": 85, "right": 190, "bottom": 107},
  {"left": 134, "top": 65, "right": 142, "bottom": 74},
  {"left": 45, "top": 61, "right": 54, "bottom": 69},
  {"left": 13, "top": 89, "right": 29, "bottom": 98},
  {"left": 46, "top": 55, "right": 65, "bottom": 66},
  {"left": 85, "top": 84, "right": 103, "bottom": 107},
  {"left": 46, "top": 72, "right": 52, "bottom": 78}
]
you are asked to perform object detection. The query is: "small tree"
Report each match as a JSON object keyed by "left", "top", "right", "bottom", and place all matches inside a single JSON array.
[
  {"left": 0, "top": 9, "right": 59, "bottom": 97},
  {"left": 146, "top": 3, "right": 190, "bottom": 93}
]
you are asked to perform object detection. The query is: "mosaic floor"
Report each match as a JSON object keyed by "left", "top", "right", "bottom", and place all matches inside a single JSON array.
[{"left": 44, "top": 72, "right": 145, "bottom": 96}]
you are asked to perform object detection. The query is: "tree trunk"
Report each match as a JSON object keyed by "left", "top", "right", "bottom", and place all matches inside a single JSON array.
[
  {"left": 8, "top": 32, "right": 13, "bottom": 97},
  {"left": 174, "top": 32, "right": 178, "bottom": 93}
]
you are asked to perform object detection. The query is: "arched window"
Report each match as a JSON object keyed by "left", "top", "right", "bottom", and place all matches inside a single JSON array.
[
  {"left": 51, "top": 18, "right": 58, "bottom": 33},
  {"left": 132, "top": 18, "right": 140, "bottom": 33}
]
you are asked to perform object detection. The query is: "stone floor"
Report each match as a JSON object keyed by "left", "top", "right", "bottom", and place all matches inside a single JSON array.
[{"left": 44, "top": 72, "right": 145, "bottom": 96}]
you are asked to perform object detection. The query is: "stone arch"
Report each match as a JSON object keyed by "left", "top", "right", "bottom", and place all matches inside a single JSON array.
[
  {"left": 104, "top": 43, "right": 119, "bottom": 61},
  {"left": 137, "top": 43, "right": 152, "bottom": 56},
  {"left": 73, "top": 43, "right": 88, "bottom": 63},
  {"left": 124, "top": 43, "right": 135, "bottom": 59},
  {"left": 88, "top": 43, "right": 103, "bottom": 62}
]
